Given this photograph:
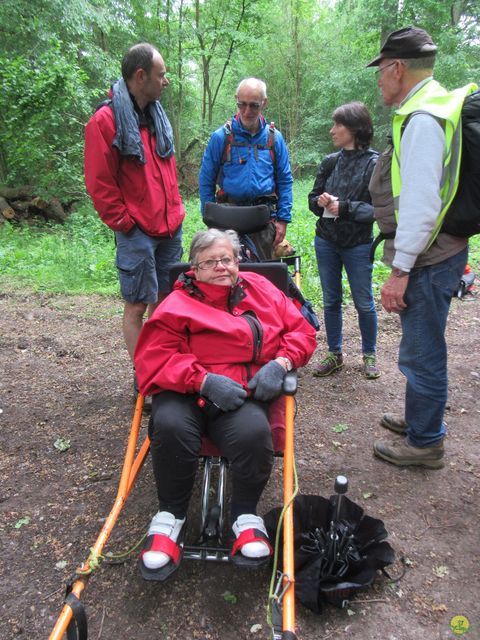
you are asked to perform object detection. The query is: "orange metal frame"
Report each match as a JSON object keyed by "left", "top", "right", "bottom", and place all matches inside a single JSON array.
[
  {"left": 49, "top": 373, "right": 298, "bottom": 639},
  {"left": 49, "top": 395, "right": 150, "bottom": 640}
]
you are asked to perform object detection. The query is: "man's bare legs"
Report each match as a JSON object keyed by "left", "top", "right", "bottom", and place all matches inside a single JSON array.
[{"left": 123, "top": 294, "right": 168, "bottom": 361}]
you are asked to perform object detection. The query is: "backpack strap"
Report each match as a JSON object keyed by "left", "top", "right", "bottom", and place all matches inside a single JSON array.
[
  {"left": 95, "top": 98, "right": 112, "bottom": 113},
  {"left": 322, "top": 151, "right": 341, "bottom": 179},
  {"left": 265, "top": 122, "right": 276, "bottom": 167},
  {"left": 221, "top": 119, "right": 234, "bottom": 164}
]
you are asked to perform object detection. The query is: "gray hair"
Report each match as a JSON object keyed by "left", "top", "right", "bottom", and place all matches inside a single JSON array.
[
  {"left": 189, "top": 229, "right": 241, "bottom": 264},
  {"left": 401, "top": 56, "right": 436, "bottom": 71},
  {"left": 235, "top": 77, "right": 267, "bottom": 100}
]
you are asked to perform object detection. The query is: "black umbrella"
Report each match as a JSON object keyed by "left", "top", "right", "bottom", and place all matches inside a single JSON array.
[{"left": 264, "top": 476, "right": 395, "bottom": 613}]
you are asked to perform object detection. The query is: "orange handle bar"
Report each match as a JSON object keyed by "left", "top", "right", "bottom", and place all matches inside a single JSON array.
[
  {"left": 49, "top": 394, "right": 149, "bottom": 640},
  {"left": 282, "top": 394, "right": 296, "bottom": 635}
]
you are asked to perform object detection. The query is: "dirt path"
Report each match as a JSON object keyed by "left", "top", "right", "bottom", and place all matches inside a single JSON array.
[{"left": 1, "top": 289, "right": 479, "bottom": 640}]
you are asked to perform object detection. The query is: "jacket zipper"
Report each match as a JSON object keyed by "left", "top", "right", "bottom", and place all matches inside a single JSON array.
[{"left": 241, "top": 311, "right": 263, "bottom": 363}]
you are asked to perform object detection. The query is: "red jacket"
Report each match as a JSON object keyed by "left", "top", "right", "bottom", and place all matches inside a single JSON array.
[
  {"left": 134, "top": 271, "right": 317, "bottom": 397},
  {"left": 84, "top": 106, "right": 185, "bottom": 236}
]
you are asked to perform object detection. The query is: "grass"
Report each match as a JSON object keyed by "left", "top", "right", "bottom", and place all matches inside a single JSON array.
[{"left": 1, "top": 181, "right": 479, "bottom": 309}]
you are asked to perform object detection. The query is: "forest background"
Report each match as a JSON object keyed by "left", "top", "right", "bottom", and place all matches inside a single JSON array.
[{"left": 1, "top": 0, "right": 480, "bottom": 305}]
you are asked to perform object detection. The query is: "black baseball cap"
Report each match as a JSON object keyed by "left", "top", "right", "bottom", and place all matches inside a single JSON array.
[{"left": 367, "top": 26, "right": 437, "bottom": 67}]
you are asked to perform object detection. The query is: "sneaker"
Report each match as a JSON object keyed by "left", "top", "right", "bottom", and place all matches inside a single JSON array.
[
  {"left": 312, "top": 352, "right": 343, "bottom": 377},
  {"left": 141, "top": 511, "right": 186, "bottom": 570},
  {"left": 232, "top": 514, "right": 271, "bottom": 559},
  {"left": 380, "top": 413, "right": 407, "bottom": 434},
  {"left": 373, "top": 438, "right": 444, "bottom": 469},
  {"left": 363, "top": 353, "right": 380, "bottom": 379}
]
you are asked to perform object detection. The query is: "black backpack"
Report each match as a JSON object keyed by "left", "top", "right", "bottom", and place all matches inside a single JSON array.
[{"left": 442, "top": 89, "right": 480, "bottom": 237}]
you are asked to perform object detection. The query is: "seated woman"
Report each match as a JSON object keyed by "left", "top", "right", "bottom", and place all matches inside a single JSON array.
[{"left": 134, "top": 228, "right": 317, "bottom": 580}]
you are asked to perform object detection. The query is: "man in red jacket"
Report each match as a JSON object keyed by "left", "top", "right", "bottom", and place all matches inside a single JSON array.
[{"left": 84, "top": 43, "right": 185, "bottom": 368}]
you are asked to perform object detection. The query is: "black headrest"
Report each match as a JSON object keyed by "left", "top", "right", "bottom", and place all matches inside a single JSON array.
[{"left": 203, "top": 202, "right": 271, "bottom": 234}]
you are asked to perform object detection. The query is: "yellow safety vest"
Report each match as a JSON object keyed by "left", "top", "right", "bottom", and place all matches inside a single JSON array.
[{"left": 391, "top": 79, "right": 477, "bottom": 249}]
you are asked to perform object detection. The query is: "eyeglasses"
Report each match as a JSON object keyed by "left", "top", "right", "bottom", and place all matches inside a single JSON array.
[
  {"left": 375, "top": 60, "right": 398, "bottom": 75},
  {"left": 236, "top": 101, "right": 262, "bottom": 111},
  {"left": 195, "top": 257, "right": 237, "bottom": 270}
]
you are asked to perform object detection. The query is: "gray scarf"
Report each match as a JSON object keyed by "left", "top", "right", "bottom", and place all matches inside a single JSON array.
[{"left": 111, "top": 78, "right": 174, "bottom": 162}]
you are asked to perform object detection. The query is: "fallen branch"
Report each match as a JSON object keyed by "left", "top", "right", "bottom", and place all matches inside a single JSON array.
[
  {"left": 0, "top": 185, "right": 35, "bottom": 199},
  {"left": 0, "top": 191, "right": 69, "bottom": 224}
]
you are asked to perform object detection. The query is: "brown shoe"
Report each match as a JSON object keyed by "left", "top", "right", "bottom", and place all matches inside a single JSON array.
[
  {"left": 373, "top": 438, "right": 444, "bottom": 469},
  {"left": 312, "top": 352, "right": 343, "bottom": 377},
  {"left": 380, "top": 413, "right": 407, "bottom": 434}
]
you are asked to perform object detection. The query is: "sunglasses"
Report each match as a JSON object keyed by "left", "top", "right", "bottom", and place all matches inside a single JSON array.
[{"left": 236, "top": 101, "right": 262, "bottom": 111}]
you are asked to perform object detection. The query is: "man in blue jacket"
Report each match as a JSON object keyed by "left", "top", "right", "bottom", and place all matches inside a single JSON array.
[{"left": 199, "top": 78, "right": 293, "bottom": 259}]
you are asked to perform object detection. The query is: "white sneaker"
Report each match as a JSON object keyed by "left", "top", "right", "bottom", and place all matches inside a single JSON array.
[
  {"left": 142, "top": 511, "right": 185, "bottom": 570},
  {"left": 232, "top": 514, "right": 270, "bottom": 558}
]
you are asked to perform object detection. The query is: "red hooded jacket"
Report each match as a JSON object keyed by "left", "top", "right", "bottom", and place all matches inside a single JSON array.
[
  {"left": 84, "top": 106, "right": 185, "bottom": 236},
  {"left": 134, "top": 270, "right": 317, "bottom": 397}
]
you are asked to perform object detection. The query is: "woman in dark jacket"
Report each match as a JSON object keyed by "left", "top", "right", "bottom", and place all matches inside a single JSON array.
[{"left": 308, "top": 101, "right": 380, "bottom": 379}]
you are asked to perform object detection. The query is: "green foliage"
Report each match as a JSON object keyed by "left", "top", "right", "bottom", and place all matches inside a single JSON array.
[
  {"left": 1, "top": 186, "right": 480, "bottom": 307},
  {"left": 1, "top": 0, "right": 479, "bottom": 187},
  {"left": 0, "top": 40, "right": 91, "bottom": 195},
  {"left": 0, "top": 204, "right": 118, "bottom": 294},
  {"left": 0, "top": 0, "right": 479, "bottom": 303}
]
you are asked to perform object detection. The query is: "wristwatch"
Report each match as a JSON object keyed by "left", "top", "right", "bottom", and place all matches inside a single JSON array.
[
  {"left": 277, "top": 356, "right": 293, "bottom": 372},
  {"left": 391, "top": 267, "right": 409, "bottom": 278}
]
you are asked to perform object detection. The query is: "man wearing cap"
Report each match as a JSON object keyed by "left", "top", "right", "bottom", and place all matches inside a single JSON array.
[
  {"left": 367, "top": 26, "right": 474, "bottom": 468},
  {"left": 199, "top": 78, "right": 293, "bottom": 259}
]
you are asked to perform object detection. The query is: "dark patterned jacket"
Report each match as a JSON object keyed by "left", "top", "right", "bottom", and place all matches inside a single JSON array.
[{"left": 308, "top": 148, "right": 378, "bottom": 248}]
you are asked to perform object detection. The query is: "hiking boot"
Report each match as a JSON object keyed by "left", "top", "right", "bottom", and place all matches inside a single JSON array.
[
  {"left": 380, "top": 413, "right": 407, "bottom": 434},
  {"left": 373, "top": 438, "right": 444, "bottom": 469},
  {"left": 363, "top": 353, "right": 380, "bottom": 379},
  {"left": 312, "top": 352, "right": 343, "bottom": 377}
]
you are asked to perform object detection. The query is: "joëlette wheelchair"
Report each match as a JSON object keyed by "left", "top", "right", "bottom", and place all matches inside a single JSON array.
[{"left": 49, "top": 259, "right": 303, "bottom": 640}]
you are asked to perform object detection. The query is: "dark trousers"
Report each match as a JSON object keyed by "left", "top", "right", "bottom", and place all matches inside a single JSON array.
[{"left": 149, "top": 392, "right": 274, "bottom": 520}]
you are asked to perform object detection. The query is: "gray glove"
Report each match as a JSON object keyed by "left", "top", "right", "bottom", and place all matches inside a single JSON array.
[
  {"left": 202, "top": 373, "right": 247, "bottom": 412},
  {"left": 247, "top": 360, "right": 286, "bottom": 402}
]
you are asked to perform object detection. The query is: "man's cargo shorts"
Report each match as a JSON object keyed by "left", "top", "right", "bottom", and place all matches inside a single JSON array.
[{"left": 115, "top": 225, "right": 183, "bottom": 304}]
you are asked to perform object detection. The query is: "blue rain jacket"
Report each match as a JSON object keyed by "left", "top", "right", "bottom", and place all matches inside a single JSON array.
[{"left": 199, "top": 115, "right": 293, "bottom": 223}]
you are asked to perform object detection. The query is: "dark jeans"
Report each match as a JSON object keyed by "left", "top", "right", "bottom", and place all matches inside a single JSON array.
[
  {"left": 149, "top": 392, "right": 274, "bottom": 519},
  {"left": 315, "top": 236, "right": 378, "bottom": 353},
  {"left": 399, "top": 247, "right": 468, "bottom": 447}
]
